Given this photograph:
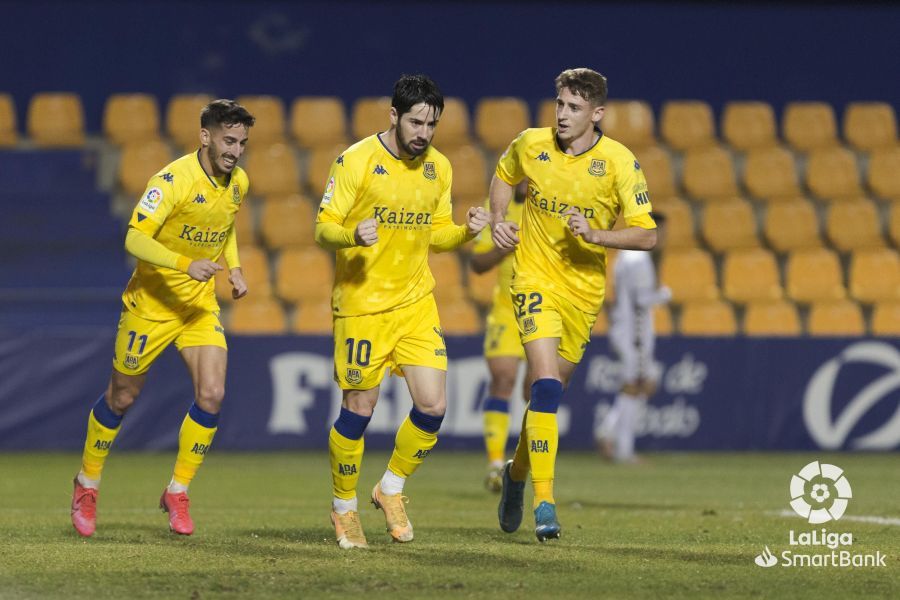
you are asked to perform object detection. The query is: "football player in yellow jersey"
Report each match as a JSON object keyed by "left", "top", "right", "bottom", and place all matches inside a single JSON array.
[
  {"left": 490, "top": 68, "right": 657, "bottom": 542},
  {"left": 70, "top": 100, "right": 254, "bottom": 538},
  {"left": 471, "top": 181, "right": 527, "bottom": 492},
  {"left": 316, "top": 75, "right": 489, "bottom": 549}
]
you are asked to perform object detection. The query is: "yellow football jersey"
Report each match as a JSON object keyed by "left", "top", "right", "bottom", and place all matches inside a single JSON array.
[
  {"left": 317, "top": 134, "right": 465, "bottom": 317},
  {"left": 473, "top": 198, "right": 524, "bottom": 311},
  {"left": 496, "top": 128, "right": 654, "bottom": 314},
  {"left": 124, "top": 152, "right": 249, "bottom": 320}
]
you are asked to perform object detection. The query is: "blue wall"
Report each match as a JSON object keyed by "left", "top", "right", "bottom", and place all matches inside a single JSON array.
[{"left": 3, "top": 1, "right": 899, "bottom": 132}]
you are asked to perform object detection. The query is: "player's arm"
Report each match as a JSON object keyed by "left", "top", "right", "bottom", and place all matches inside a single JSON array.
[
  {"left": 314, "top": 154, "right": 377, "bottom": 249},
  {"left": 222, "top": 225, "right": 247, "bottom": 299},
  {"left": 490, "top": 134, "right": 526, "bottom": 249}
]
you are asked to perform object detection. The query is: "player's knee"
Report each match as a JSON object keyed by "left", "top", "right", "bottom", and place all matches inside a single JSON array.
[
  {"left": 410, "top": 405, "right": 444, "bottom": 433},
  {"left": 196, "top": 383, "right": 225, "bottom": 410},
  {"left": 490, "top": 372, "right": 517, "bottom": 398},
  {"left": 106, "top": 388, "right": 136, "bottom": 414}
]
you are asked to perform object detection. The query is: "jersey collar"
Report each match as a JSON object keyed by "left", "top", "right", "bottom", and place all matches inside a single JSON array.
[
  {"left": 554, "top": 127, "right": 604, "bottom": 157},
  {"left": 194, "top": 149, "right": 232, "bottom": 188},
  {"left": 376, "top": 131, "right": 425, "bottom": 165}
]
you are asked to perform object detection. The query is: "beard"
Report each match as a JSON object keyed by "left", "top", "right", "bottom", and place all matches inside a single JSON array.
[{"left": 396, "top": 129, "right": 429, "bottom": 158}]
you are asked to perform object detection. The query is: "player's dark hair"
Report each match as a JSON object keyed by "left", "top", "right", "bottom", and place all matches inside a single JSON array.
[
  {"left": 555, "top": 68, "right": 608, "bottom": 106},
  {"left": 392, "top": 74, "right": 444, "bottom": 118},
  {"left": 649, "top": 211, "right": 666, "bottom": 225},
  {"left": 200, "top": 99, "right": 256, "bottom": 129}
]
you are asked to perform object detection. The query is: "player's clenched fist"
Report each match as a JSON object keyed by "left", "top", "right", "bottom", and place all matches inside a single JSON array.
[
  {"left": 354, "top": 218, "right": 379, "bottom": 247},
  {"left": 187, "top": 258, "right": 223, "bottom": 282},
  {"left": 564, "top": 207, "right": 595, "bottom": 243},
  {"left": 492, "top": 220, "right": 520, "bottom": 250},
  {"left": 466, "top": 206, "right": 490, "bottom": 235}
]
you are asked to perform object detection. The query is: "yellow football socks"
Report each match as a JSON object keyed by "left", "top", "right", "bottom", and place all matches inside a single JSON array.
[
  {"left": 387, "top": 411, "right": 440, "bottom": 478},
  {"left": 483, "top": 399, "right": 510, "bottom": 465},
  {"left": 329, "top": 427, "right": 364, "bottom": 500},
  {"left": 526, "top": 409, "right": 558, "bottom": 507},
  {"left": 172, "top": 405, "right": 218, "bottom": 486},
  {"left": 80, "top": 409, "right": 121, "bottom": 481}
]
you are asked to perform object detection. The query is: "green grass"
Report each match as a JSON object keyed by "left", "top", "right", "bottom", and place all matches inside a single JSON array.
[{"left": 0, "top": 452, "right": 897, "bottom": 599}]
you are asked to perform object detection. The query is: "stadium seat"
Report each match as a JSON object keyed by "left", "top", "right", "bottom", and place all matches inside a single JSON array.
[
  {"left": 236, "top": 95, "right": 286, "bottom": 144},
  {"left": 849, "top": 248, "right": 900, "bottom": 303},
  {"left": 290, "top": 96, "right": 347, "bottom": 148},
  {"left": 292, "top": 299, "right": 334, "bottom": 334},
  {"left": 118, "top": 140, "right": 175, "bottom": 197},
  {"left": 535, "top": 99, "right": 555, "bottom": 129},
  {"left": 654, "top": 304, "right": 674, "bottom": 336},
  {"left": 679, "top": 300, "right": 737, "bottom": 336},
  {"left": 659, "top": 248, "right": 719, "bottom": 303},
  {"left": 259, "top": 194, "right": 316, "bottom": 250},
  {"left": 805, "top": 146, "right": 863, "bottom": 201},
  {"left": 889, "top": 201, "right": 900, "bottom": 247},
  {"left": 651, "top": 196, "right": 696, "bottom": 249},
  {"left": 467, "top": 267, "right": 499, "bottom": 308},
  {"left": 843, "top": 102, "right": 898, "bottom": 151},
  {"left": 166, "top": 94, "right": 213, "bottom": 151},
  {"left": 601, "top": 100, "right": 656, "bottom": 149},
  {"left": 659, "top": 100, "right": 716, "bottom": 151},
  {"left": 215, "top": 244, "right": 272, "bottom": 302},
  {"left": 275, "top": 247, "right": 333, "bottom": 304},
  {"left": 785, "top": 248, "right": 846, "bottom": 303},
  {"left": 871, "top": 301, "right": 900, "bottom": 335},
  {"left": 635, "top": 145, "right": 677, "bottom": 198},
  {"left": 431, "top": 252, "right": 466, "bottom": 302},
  {"left": 721, "top": 101, "right": 778, "bottom": 151},
  {"left": 742, "top": 146, "right": 802, "bottom": 200},
  {"left": 475, "top": 97, "right": 530, "bottom": 152},
  {"left": 452, "top": 199, "right": 474, "bottom": 230},
  {"left": 591, "top": 309, "right": 609, "bottom": 335},
  {"left": 0, "top": 94, "right": 17, "bottom": 146},
  {"left": 103, "top": 93, "right": 160, "bottom": 145},
  {"left": 437, "top": 298, "right": 482, "bottom": 334},
  {"left": 245, "top": 143, "right": 300, "bottom": 196},
  {"left": 701, "top": 197, "right": 759, "bottom": 252},
  {"left": 351, "top": 96, "right": 391, "bottom": 140},
  {"left": 722, "top": 248, "right": 783, "bottom": 304},
  {"left": 228, "top": 298, "right": 287, "bottom": 334},
  {"left": 305, "top": 142, "right": 349, "bottom": 192},
  {"left": 682, "top": 146, "right": 739, "bottom": 201},
  {"left": 743, "top": 300, "right": 801, "bottom": 336},
  {"left": 27, "top": 92, "right": 85, "bottom": 147},
  {"left": 782, "top": 102, "right": 839, "bottom": 151},
  {"left": 442, "top": 144, "right": 488, "bottom": 200},
  {"left": 436, "top": 97, "right": 472, "bottom": 148},
  {"left": 825, "top": 198, "right": 884, "bottom": 252},
  {"left": 763, "top": 198, "right": 823, "bottom": 253},
  {"left": 867, "top": 147, "right": 900, "bottom": 201},
  {"left": 807, "top": 300, "right": 865, "bottom": 336}
]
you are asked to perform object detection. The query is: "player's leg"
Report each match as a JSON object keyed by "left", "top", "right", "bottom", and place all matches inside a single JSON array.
[{"left": 482, "top": 355, "right": 518, "bottom": 491}]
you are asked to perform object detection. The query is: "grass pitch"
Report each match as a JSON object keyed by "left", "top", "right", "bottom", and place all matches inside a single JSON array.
[{"left": 0, "top": 451, "right": 897, "bottom": 599}]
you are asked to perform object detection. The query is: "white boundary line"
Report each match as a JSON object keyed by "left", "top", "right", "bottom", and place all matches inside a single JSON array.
[{"left": 770, "top": 509, "right": 900, "bottom": 527}]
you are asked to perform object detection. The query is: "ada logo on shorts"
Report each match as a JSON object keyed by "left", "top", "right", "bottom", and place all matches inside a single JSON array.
[
  {"left": 139, "top": 187, "right": 163, "bottom": 213},
  {"left": 523, "top": 316, "right": 537, "bottom": 335},
  {"left": 345, "top": 368, "right": 362, "bottom": 385},
  {"left": 123, "top": 353, "right": 140, "bottom": 370}
]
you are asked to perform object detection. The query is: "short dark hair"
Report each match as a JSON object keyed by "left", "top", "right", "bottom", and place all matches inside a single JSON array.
[
  {"left": 649, "top": 211, "right": 666, "bottom": 225},
  {"left": 555, "top": 68, "right": 608, "bottom": 106},
  {"left": 391, "top": 74, "right": 444, "bottom": 118},
  {"left": 200, "top": 99, "right": 255, "bottom": 129}
]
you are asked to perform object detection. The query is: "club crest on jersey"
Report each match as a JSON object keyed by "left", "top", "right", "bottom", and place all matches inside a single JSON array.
[
  {"left": 232, "top": 184, "right": 241, "bottom": 204},
  {"left": 322, "top": 176, "right": 335, "bottom": 205},
  {"left": 140, "top": 187, "right": 163, "bottom": 213},
  {"left": 123, "top": 353, "right": 140, "bottom": 370},
  {"left": 346, "top": 368, "right": 362, "bottom": 385},
  {"left": 589, "top": 159, "right": 606, "bottom": 177},
  {"left": 523, "top": 316, "right": 537, "bottom": 334},
  {"left": 423, "top": 161, "right": 436, "bottom": 180}
]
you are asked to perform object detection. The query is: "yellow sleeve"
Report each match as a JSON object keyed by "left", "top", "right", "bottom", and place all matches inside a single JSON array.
[
  {"left": 495, "top": 130, "right": 527, "bottom": 186},
  {"left": 125, "top": 227, "right": 192, "bottom": 273},
  {"left": 430, "top": 164, "right": 472, "bottom": 252},
  {"left": 128, "top": 172, "right": 179, "bottom": 230},
  {"left": 315, "top": 152, "right": 360, "bottom": 250},
  {"left": 222, "top": 225, "right": 240, "bottom": 268},
  {"left": 616, "top": 149, "right": 653, "bottom": 222},
  {"left": 624, "top": 212, "right": 657, "bottom": 229}
]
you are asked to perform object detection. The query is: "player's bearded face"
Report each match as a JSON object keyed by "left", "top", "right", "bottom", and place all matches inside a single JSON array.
[
  {"left": 555, "top": 87, "right": 603, "bottom": 144},
  {"left": 205, "top": 123, "right": 249, "bottom": 175},
  {"left": 396, "top": 103, "right": 439, "bottom": 158}
]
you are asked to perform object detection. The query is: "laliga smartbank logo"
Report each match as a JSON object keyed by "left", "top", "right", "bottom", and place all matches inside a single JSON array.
[{"left": 754, "top": 461, "right": 887, "bottom": 569}]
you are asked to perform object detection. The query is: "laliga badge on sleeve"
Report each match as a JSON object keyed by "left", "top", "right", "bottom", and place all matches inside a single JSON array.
[{"left": 140, "top": 187, "right": 163, "bottom": 213}]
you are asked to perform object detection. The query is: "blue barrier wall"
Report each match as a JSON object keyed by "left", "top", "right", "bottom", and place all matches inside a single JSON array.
[
  {"left": 3, "top": 1, "right": 899, "bottom": 131},
  {"left": 2, "top": 331, "right": 898, "bottom": 452}
]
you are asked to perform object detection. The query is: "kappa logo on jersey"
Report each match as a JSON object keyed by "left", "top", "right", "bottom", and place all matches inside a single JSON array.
[
  {"left": 536, "top": 151, "right": 551, "bottom": 162},
  {"left": 161, "top": 172, "right": 174, "bottom": 183},
  {"left": 336, "top": 154, "right": 344, "bottom": 165},
  {"left": 214, "top": 325, "right": 225, "bottom": 334},
  {"left": 346, "top": 368, "right": 362, "bottom": 385},
  {"left": 423, "top": 161, "right": 436, "bottom": 180},
  {"left": 232, "top": 184, "right": 241, "bottom": 204},
  {"left": 372, "top": 164, "right": 389, "bottom": 175},
  {"left": 523, "top": 316, "right": 537, "bottom": 334},
  {"left": 589, "top": 159, "right": 606, "bottom": 176},
  {"left": 179, "top": 225, "right": 230, "bottom": 245},
  {"left": 193, "top": 194, "right": 206, "bottom": 204},
  {"left": 634, "top": 160, "right": 641, "bottom": 171},
  {"left": 140, "top": 187, "right": 163, "bottom": 214},
  {"left": 338, "top": 463, "right": 357, "bottom": 475},
  {"left": 635, "top": 191, "right": 650, "bottom": 206}
]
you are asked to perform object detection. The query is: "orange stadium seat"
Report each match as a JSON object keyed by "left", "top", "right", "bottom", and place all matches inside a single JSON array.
[
  {"left": 452, "top": 199, "right": 474, "bottom": 230},
  {"left": 236, "top": 95, "right": 286, "bottom": 144},
  {"left": 635, "top": 145, "right": 677, "bottom": 198},
  {"left": 467, "top": 267, "right": 499, "bottom": 309},
  {"left": 431, "top": 252, "right": 466, "bottom": 302},
  {"left": 805, "top": 147, "right": 863, "bottom": 201},
  {"left": 659, "top": 248, "right": 718, "bottom": 303},
  {"left": 849, "top": 248, "right": 900, "bottom": 303},
  {"left": 888, "top": 201, "right": 900, "bottom": 247},
  {"left": 305, "top": 142, "right": 348, "bottom": 192},
  {"left": 782, "top": 102, "right": 838, "bottom": 152},
  {"left": 591, "top": 310, "right": 609, "bottom": 336},
  {"left": 290, "top": 96, "right": 347, "bottom": 148},
  {"left": 259, "top": 194, "right": 316, "bottom": 250},
  {"left": 681, "top": 146, "right": 739, "bottom": 201},
  {"left": 654, "top": 304, "right": 674, "bottom": 336},
  {"left": 601, "top": 100, "right": 656, "bottom": 149},
  {"left": 701, "top": 197, "right": 759, "bottom": 252},
  {"left": 436, "top": 97, "right": 472, "bottom": 148},
  {"left": 166, "top": 94, "right": 213, "bottom": 151},
  {"left": 825, "top": 198, "right": 884, "bottom": 252},
  {"left": 536, "top": 99, "right": 556, "bottom": 129},
  {"left": 722, "top": 248, "right": 783, "bottom": 304},
  {"left": 437, "top": 298, "right": 482, "bottom": 334},
  {"left": 785, "top": 248, "right": 846, "bottom": 303},
  {"left": 27, "top": 92, "right": 85, "bottom": 147},
  {"left": 118, "top": 140, "right": 175, "bottom": 197},
  {"left": 442, "top": 144, "right": 488, "bottom": 201},
  {"left": 0, "top": 94, "right": 17, "bottom": 146},
  {"left": 275, "top": 247, "right": 333, "bottom": 305},
  {"left": 871, "top": 301, "right": 900, "bottom": 335},
  {"left": 215, "top": 244, "right": 272, "bottom": 303},
  {"left": 808, "top": 300, "right": 865, "bottom": 336},
  {"left": 680, "top": 300, "right": 737, "bottom": 336},
  {"left": 351, "top": 96, "right": 391, "bottom": 141},
  {"left": 843, "top": 102, "right": 898, "bottom": 151},
  {"left": 651, "top": 196, "right": 695, "bottom": 249},
  {"left": 721, "top": 101, "right": 778, "bottom": 151},
  {"left": 659, "top": 100, "right": 716, "bottom": 151},
  {"left": 292, "top": 300, "right": 334, "bottom": 334},
  {"left": 763, "top": 198, "right": 823, "bottom": 253},
  {"left": 228, "top": 298, "right": 287, "bottom": 334},
  {"left": 743, "top": 300, "right": 801, "bottom": 336},
  {"left": 103, "top": 93, "right": 160, "bottom": 145},
  {"left": 742, "top": 146, "right": 802, "bottom": 200},
  {"left": 867, "top": 147, "right": 900, "bottom": 201},
  {"left": 245, "top": 143, "right": 300, "bottom": 196},
  {"left": 475, "top": 97, "right": 530, "bottom": 152}
]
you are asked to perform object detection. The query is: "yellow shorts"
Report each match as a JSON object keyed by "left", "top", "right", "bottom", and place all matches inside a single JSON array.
[
  {"left": 112, "top": 307, "right": 227, "bottom": 375},
  {"left": 484, "top": 298, "right": 525, "bottom": 359},
  {"left": 332, "top": 294, "right": 447, "bottom": 390},
  {"left": 510, "top": 285, "right": 596, "bottom": 365}
]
